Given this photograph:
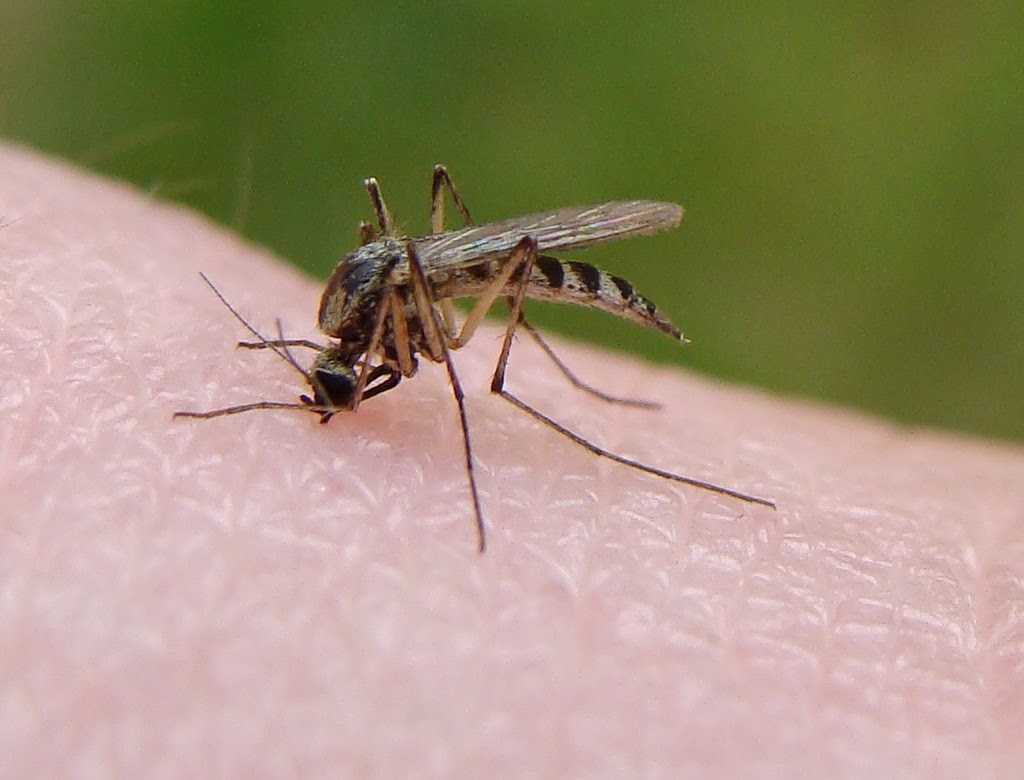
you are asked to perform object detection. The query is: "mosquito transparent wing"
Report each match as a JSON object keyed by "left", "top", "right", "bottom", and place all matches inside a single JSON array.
[{"left": 413, "top": 200, "right": 683, "bottom": 272}]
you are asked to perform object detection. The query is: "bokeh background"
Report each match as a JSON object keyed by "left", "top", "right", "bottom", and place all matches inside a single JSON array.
[{"left": 3, "top": 3, "right": 1022, "bottom": 443}]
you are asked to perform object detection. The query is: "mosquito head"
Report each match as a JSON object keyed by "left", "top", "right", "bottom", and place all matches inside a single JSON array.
[
  {"left": 303, "top": 345, "right": 403, "bottom": 417},
  {"left": 307, "top": 347, "right": 361, "bottom": 409},
  {"left": 318, "top": 239, "right": 403, "bottom": 343}
]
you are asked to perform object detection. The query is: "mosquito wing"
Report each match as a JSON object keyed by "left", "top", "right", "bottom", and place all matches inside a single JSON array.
[{"left": 412, "top": 200, "right": 683, "bottom": 272}]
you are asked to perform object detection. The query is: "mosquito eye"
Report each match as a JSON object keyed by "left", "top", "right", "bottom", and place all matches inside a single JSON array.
[{"left": 313, "top": 368, "right": 357, "bottom": 407}]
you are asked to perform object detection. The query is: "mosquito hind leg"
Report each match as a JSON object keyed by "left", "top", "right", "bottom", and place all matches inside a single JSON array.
[
  {"left": 509, "top": 307, "right": 661, "bottom": 410},
  {"left": 494, "top": 389, "right": 776, "bottom": 508},
  {"left": 489, "top": 242, "right": 775, "bottom": 510},
  {"left": 489, "top": 237, "right": 539, "bottom": 393}
]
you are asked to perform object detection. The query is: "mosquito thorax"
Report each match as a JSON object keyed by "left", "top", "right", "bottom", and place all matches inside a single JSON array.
[{"left": 318, "top": 238, "right": 405, "bottom": 341}]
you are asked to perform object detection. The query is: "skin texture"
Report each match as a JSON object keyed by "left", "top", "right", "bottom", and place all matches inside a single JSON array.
[{"left": 2, "top": 143, "right": 1023, "bottom": 778}]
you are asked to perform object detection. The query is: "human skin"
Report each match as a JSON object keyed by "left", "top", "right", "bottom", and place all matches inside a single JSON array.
[{"left": 1, "top": 143, "right": 1023, "bottom": 778}]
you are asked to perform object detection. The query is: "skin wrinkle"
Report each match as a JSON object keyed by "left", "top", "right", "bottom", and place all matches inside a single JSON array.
[{"left": 2, "top": 144, "right": 1024, "bottom": 777}]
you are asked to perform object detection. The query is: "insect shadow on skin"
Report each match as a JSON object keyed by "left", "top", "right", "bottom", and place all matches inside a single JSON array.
[{"left": 176, "top": 165, "right": 776, "bottom": 552}]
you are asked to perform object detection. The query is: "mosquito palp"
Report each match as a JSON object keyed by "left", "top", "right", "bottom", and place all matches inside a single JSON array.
[{"left": 177, "top": 165, "right": 776, "bottom": 551}]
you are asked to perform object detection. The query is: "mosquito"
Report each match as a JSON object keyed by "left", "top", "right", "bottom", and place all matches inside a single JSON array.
[{"left": 176, "top": 165, "right": 776, "bottom": 551}]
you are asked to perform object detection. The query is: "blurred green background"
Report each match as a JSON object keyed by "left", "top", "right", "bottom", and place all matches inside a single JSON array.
[{"left": 3, "top": 2, "right": 1022, "bottom": 443}]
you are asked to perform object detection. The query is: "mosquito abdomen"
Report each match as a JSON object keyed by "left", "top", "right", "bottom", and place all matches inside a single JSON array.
[{"left": 435, "top": 257, "right": 684, "bottom": 341}]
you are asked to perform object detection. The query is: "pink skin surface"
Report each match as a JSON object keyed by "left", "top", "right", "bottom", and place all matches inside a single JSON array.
[{"left": 2, "top": 143, "right": 1023, "bottom": 778}]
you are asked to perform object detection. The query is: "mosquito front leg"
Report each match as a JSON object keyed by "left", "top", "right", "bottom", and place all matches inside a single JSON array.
[
  {"left": 348, "top": 282, "right": 396, "bottom": 413},
  {"left": 175, "top": 400, "right": 327, "bottom": 420},
  {"left": 238, "top": 338, "right": 325, "bottom": 352}
]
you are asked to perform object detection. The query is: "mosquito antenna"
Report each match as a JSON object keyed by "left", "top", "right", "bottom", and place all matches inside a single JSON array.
[
  {"left": 273, "top": 318, "right": 311, "bottom": 378},
  {"left": 197, "top": 272, "right": 311, "bottom": 383}
]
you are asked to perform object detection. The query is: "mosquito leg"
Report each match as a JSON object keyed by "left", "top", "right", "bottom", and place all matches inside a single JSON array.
[
  {"left": 348, "top": 284, "right": 396, "bottom": 413},
  {"left": 484, "top": 237, "right": 772, "bottom": 506},
  {"left": 430, "top": 165, "right": 485, "bottom": 345},
  {"left": 175, "top": 400, "right": 324, "bottom": 419},
  {"left": 388, "top": 288, "right": 418, "bottom": 377},
  {"left": 358, "top": 364, "right": 403, "bottom": 402},
  {"left": 489, "top": 237, "right": 539, "bottom": 393},
  {"left": 238, "top": 338, "right": 325, "bottom": 352},
  {"left": 364, "top": 177, "right": 394, "bottom": 235},
  {"left": 446, "top": 239, "right": 535, "bottom": 350},
  {"left": 510, "top": 309, "right": 661, "bottom": 410},
  {"left": 431, "top": 164, "right": 474, "bottom": 232},
  {"left": 406, "top": 243, "right": 488, "bottom": 553},
  {"left": 439, "top": 299, "right": 459, "bottom": 340},
  {"left": 494, "top": 389, "right": 776, "bottom": 508}
]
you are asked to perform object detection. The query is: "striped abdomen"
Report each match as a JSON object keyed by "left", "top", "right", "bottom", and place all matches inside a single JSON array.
[{"left": 430, "top": 255, "right": 685, "bottom": 341}]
